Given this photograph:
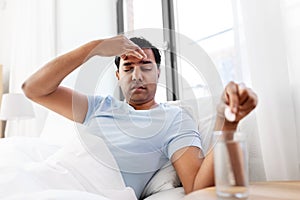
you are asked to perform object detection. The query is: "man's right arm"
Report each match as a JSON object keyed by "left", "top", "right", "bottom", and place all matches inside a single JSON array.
[
  {"left": 22, "top": 40, "right": 100, "bottom": 123},
  {"left": 22, "top": 35, "right": 146, "bottom": 123}
]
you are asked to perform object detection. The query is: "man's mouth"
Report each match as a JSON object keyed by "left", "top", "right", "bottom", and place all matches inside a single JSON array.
[{"left": 132, "top": 85, "right": 146, "bottom": 91}]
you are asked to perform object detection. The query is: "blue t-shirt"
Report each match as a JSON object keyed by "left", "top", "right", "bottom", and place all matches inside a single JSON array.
[{"left": 83, "top": 95, "right": 202, "bottom": 198}]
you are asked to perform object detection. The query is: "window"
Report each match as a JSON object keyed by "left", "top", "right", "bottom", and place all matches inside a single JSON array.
[
  {"left": 174, "top": 0, "right": 237, "bottom": 99},
  {"left": 118, "top": 0, "right": 237, "bottom": 101}
]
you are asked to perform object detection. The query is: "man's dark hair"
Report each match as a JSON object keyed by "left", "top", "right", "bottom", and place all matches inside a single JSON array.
[{"left": 114, "top": 37, "right": 161, "bottom": 70}]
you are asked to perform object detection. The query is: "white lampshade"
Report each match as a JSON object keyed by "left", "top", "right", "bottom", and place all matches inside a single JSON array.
[{"left": 0, "top": 93, "right": 35, "bottom": 120}]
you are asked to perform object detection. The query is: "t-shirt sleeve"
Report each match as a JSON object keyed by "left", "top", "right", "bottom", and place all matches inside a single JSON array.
[
  {"left": 83, "top": 95, "right": 104, "bottom": 125},
  {"left": 164, "top": 108, "right": 203, "bottom": 159}
]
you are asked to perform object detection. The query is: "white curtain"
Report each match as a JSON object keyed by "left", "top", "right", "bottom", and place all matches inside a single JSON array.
[
  {"left": 232, "top": 0, "right": 300, "bottom": 180},
  {"left": 3, "top": 0, "right": 55, "bottom": 137}
]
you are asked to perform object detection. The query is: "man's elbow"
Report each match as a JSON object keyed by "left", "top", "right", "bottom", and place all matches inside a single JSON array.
[
  {"left": 183, "top": 182, "right": 213, "bottom": 195},
  {"left": 22, "top": 80, "right": 38, "bottom": 100},
  {"left": 190, "top": 181, "right": 215, "bottom": 194},
  {"left": 183, "top": 185, "right": 193, "bottom": 195},
  {"left": 22, "top": 81, "right": 30, "bottom": 97}
]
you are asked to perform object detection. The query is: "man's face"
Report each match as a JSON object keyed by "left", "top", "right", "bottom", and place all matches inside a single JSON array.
[{"left": 116, "top": 49, "right": 160, "bottom": 106}]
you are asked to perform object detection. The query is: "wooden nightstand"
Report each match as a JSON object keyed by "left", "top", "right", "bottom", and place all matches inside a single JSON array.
[{"left": 184, "top": 181, "right": 300, "bottom": 200}]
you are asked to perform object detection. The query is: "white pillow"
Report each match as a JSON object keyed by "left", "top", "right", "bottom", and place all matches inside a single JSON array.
[
  {"left": 140, "top": 161, "right": 181, "bottom": 199},
  {"left": 0, "top": 127, "right": 137, "bottom": 200},
  {"left": 39, "top": 111, "right": 78, "bottom": 147},
  {"left": 143, "top": 188, "right": 185, "bottom": 200}
]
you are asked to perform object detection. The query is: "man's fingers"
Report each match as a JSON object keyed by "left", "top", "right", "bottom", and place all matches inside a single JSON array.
[
  {"left": 238, "top": 83, "right": 258, "bottom": 107},
  {"left": 135, "top": 47, "right": 147, "bottom": 58},
  {"left": 221, "top": 81, "right": 258, "bottom": 123},
  {"left": 126, "top": 41, "right": 146, "bottom": 56},
  {"left": 235, "top": 87, "right": 257, "bottom": 121},
  {"left": 122, "top": 45, "right": 146, "bottom": 60},
  {"left": 225, "top": 82, "right": 239, "bottom": 114},
  {"left": 120, "top": 54, "right": 127, "bottom": 60},
  {"left": 131, "top": 49, "right": 146, "bottom": 59},
  {"left": 238, "top": 92, "right": 258, "bottom": 112},
  {"left": 118, "top": 37, "right": 146, "bottom": 59},
  {"left": 123, "top": 50, "right": 143, "bottom": 59},
  {"left": 238, "top": 84, "right": 249, "bottom": 106}
]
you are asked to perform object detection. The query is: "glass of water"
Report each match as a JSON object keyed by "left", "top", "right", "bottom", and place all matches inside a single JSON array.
[{"left": 213, "top": 131, "right": 249, "bottom": 199}]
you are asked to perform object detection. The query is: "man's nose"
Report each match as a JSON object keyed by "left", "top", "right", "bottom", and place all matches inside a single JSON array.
[{"left": 132, "top": 67, "right": 143, "bottom": 81}]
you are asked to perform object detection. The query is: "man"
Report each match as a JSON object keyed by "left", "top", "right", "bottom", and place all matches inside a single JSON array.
[{"left": 22, "top": 35, "right": 257, "bottom": 198}]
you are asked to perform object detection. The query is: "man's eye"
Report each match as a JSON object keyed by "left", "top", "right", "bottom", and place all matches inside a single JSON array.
[
  {"left": 123, "top": 68, "right": 133, "bottom": 72},
  {"left": 142, "top": 67, "right": 152, "bottom": 71}
]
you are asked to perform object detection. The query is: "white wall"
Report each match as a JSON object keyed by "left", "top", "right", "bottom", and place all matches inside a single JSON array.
[
  {"left": 0, "top": 0, "right": 118, "bottom": 137},
  {"left": 0, "top": 0, "right": 119, "bottom": 94},
  {"left": 56, "top": 0, "right": 117, "bottom": 54},
  {"left": 56, "top": 0, "right": 119, "bottom": 97},
  {"left": 0, "top": 0, "right": 15, "bottom": 93}
]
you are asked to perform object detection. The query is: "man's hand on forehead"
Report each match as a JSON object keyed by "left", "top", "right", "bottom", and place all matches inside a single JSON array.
[
  {"left": 90, "top": 35, "right": 147, "bottom": 58},
  {"left": 121, "top": 48, "right": 147, "bottom": 60}
]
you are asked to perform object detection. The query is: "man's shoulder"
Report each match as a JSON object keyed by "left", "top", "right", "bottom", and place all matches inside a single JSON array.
[
  {"left": 160, "top": 101, "right": 198, "bottom": 123},
  {"left": 88, "top": 94, "right": 119, "bottom": 102},
  {"left": 158, "top": 102, "right": 192, "bottom": 121},
  {"left": 159, "top": 101, "right": 183, "bottom": 112},
  {"left": 160, "top": 101, "right": 189, "bottom": 113},
  {"left": 87, "top": 95, "right": 123, "bottom": 109}
]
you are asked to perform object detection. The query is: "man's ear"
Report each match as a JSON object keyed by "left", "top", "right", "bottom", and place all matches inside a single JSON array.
[
  {"left": 157, "top": 68, "right": 161, "bottom": 79},
  {"left": 115, "top": 70, "right": 120, "bottom": 80}
]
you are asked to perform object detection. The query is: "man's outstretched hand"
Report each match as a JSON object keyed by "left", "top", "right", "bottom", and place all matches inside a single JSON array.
[{"left": 216, "top": 81, "right": 258, "bottom": 131}]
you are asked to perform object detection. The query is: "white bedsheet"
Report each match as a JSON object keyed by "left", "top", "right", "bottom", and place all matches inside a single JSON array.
[
  {"left": 3, "top": 190, "right": 112, "bottom": 200},
  {"left": 0, "top": 128, "right": 137, "bottom": 200}
]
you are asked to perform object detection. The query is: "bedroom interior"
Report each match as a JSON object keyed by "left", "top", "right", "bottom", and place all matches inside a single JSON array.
[{"left": 0, "top": 0, "right": 300, "bottom": 199}]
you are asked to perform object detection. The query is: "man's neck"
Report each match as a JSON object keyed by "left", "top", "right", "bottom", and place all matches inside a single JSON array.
[{"left": 129, "top": 99, "right": 158, "bottom": 110}]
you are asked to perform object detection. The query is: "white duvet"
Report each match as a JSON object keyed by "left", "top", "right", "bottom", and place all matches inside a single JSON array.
[{"left": 0, "top": 129, "right": 137, "bottom": 200}]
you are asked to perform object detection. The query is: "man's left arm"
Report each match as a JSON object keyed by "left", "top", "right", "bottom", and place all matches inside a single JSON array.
[{"left": 172, "top": 82, "right": 258, "bottom": 194}]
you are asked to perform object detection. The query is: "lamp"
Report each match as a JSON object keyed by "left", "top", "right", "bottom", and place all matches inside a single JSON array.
[{"left": 0, "top": 93, "right": 35, "bottom": 136}]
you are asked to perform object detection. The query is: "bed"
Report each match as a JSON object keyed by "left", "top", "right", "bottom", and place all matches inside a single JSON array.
[
  {"left": 0, "top": 127, "right": 137, "bottom": 200},
  {"left": 0, "top": 93, "right": 262, "bottom": 199},
  {"left": 0, "top": 94, "right": 218, "bottom": 199}
]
